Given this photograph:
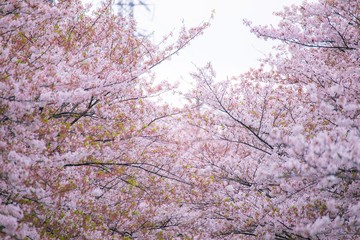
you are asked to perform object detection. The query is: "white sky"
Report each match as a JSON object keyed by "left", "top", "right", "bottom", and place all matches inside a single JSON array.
[
  {"left": 132, "top": 0, "right": 303, "bottom": 82},
  {"left": 83, "top": 0, "right": 303, "bottom": 102}
]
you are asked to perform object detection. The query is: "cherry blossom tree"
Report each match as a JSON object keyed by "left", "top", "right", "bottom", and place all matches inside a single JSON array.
[
  {"left": 186, "top": 0, "right": 359, "bottom": 239},
  {"left": 1, "top": 0, "right": 359, "bottom": 239},
  {"left": 0, "top": 0, "right": 209, "bottom": 239}
]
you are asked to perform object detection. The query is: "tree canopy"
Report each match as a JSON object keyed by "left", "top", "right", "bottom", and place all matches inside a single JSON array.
[{"left": 0, "top": 0, "right": 359, "bottom": 239}]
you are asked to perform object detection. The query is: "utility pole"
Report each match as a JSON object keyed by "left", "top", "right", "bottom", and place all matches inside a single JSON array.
[{"left": 116, "top": 0, "right": 150, "bottom": 18}]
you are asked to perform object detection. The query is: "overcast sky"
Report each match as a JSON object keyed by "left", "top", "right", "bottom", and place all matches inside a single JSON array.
[
  {"left": 129, "top": 0, "right": 303, "bottom": 82},
  {"left": 83, "top": 0, "right": 303, "bottom": 102}
]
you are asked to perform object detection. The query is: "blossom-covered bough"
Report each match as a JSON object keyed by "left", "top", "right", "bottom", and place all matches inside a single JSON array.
[
  {"left": 1, "top": 0, "right": 359, "bottom": 239},
  {"left": 0, "top": 0, "right": 209, "bottom": 239},
  {"left": 187, "top": 0, "right": 359, "bottom": 239}
]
